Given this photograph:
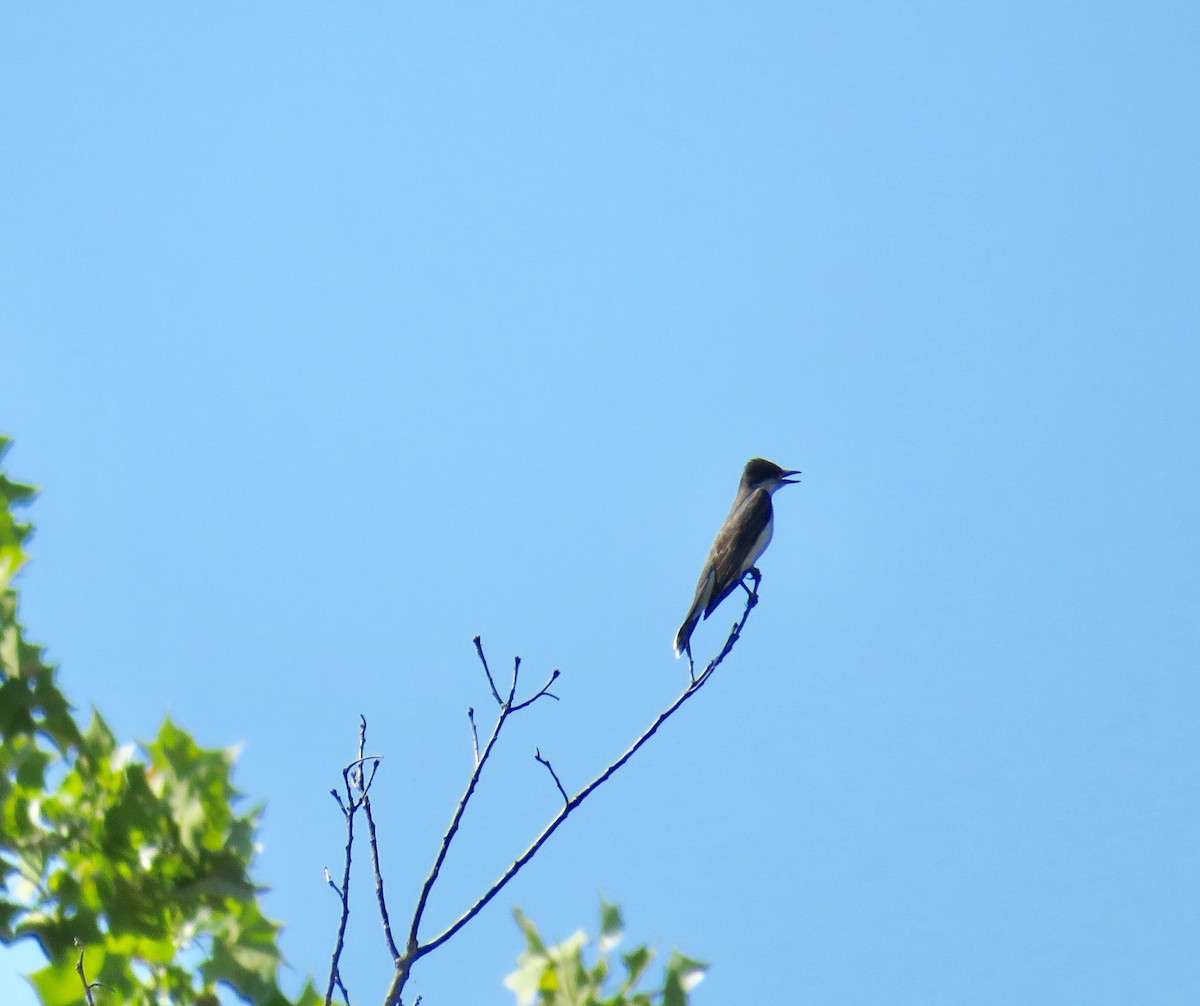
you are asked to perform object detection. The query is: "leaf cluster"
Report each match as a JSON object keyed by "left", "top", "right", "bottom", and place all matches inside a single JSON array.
[
  {"left": 505, "top": 899, "right": 707, "bottom": 1006},
  {"left": 0, "top": 437, "right": 320, "bottom": 1006}
]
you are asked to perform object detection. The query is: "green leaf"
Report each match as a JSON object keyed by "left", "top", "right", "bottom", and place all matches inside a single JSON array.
[
  {"left": 514, "top": 907, "right": 549, "bottom": 955},
  {"left": 0, "top": 445, "right": 38, "bottom": 593},
  {"left": 663, "top": 950, "right": 708, "bottom": 1006},
  {"left": 509, "top": 904, "right": 704, "bottom": 1006},
  {"left": 27, "top": 957, "right": 84, "bottom": 1006},
  {"left": 621, "top": 946, "right": 654, "bottom": 990},
  {"left": 505, "top": 952, "right": 548, "bottom": 1006},
  {"left": 599, "top": 896, "right": 623, "bottom": 954},
  {"left": 291, "top": 979, "right": 327, "bottom": 1006},
  {"left": 0, "top": 676, "right": 37, "bottom": 735},
  {"left": 14, "top": 745, "right": 50, "bottom": 790}
]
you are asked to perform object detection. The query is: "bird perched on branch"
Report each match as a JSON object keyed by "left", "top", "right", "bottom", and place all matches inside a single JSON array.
[{"left": 674, "top": 458, "right": 800, "bottom": 659}]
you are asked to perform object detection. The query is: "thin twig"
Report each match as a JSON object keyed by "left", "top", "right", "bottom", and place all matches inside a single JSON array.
[
  {"left": 426, "top": 575, "right": 758, "bottom": 956},
  {"left": 405, "top": 699, "right": 503, "bottom": 955},
  {"left": 506, "top": 656, "right": 521, "bottom": 705},
  {"left": 473, "top": 635, "right": 502, "bottom": 705},
  {"left": 331, "top": 968, "right": 351, "bottom": 1005},
  {"left": 420, "top": 678, "right": 706, "bottom": 957},
  {"left": 331, "top": 788, "right": 347, "bottom": 816},
  {"left": 365, "top": 777, "right": 400, "bottom": 962},
  {"left": 388, "top": 639, "right": 559, "bottom": 1005},
  {"left": 76, "top": 951, "right": 96, "bottom": 1006},
  {"left": 534, "top": 748, "right": 569, "bottom": 804},
  {"left": 325, "top": 717, "right": 381, "bottom": 1006},
  {"left": 407, "top": 646, "right": 539, "bottom": 952},
  {"left": 382, "top": 577, "right": 761, "bottom": 1006},
  {"left": 325, "top": 787, "right": 356, "bottom": 1005},
  {"left": 468, "top": 707, "right": 480, "bottom": 765},
  {"left": 511, "top": 668, "right": 560, "bottom": 712}
]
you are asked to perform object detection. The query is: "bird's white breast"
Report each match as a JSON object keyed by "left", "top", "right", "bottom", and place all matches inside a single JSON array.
[{"left": 741, "top": 512, "right": 774, "bottom": 574}]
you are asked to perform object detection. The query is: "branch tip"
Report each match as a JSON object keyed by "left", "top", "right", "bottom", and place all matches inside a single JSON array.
[
  {"left": 383, "top": 577, "right": 762, "bottom": 1004},
  {"left": 534, "top": 748, "right": 569, "bottom": 804},
  {"left": 474, "top": 636, "right": 503, "bottom": 704}
]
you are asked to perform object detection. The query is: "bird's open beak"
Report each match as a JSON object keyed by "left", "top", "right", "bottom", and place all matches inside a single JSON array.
[{"left": 780, "top": 469, "right": 802, "bottom": 485}]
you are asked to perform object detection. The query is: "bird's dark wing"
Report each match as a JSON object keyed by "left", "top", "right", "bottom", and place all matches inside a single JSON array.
[{"left": 701, "top": 487, "right": 772, "bottom": 619}]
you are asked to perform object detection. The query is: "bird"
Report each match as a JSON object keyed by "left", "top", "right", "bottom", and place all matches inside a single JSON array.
[{"left": 674, "top": 458, "right": 800, "bottom": 659}]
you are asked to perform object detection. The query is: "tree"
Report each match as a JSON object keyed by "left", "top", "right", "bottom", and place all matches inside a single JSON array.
[
  {"left": 0, "top": 434, "right": 320, "bottom": 1005},
  {"left": 3, "top": 436, "right": 745, "bottom": 1004},
  {"left": 505, "top": 901, "right": 706, "bottom": 1006}
]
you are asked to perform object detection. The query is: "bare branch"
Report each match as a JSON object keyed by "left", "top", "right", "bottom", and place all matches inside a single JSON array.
[
  {"left": 468, "top": 707, "right": 480, "bottom": 765},
  {"left": 382, "top": 579, "right": 761, "bottom": 1006},
  {"left": 473, "top": 635, "right": 502, "bottom": 705},
  {"left": 76, "top": 951, "right": 96, "bottom": 1006},
  {"left": 331, "top": 788, "right": 347, "bottom": 816},
  {"left": 355, "top": 716, "right": 368, "bottom": 786},
  {"left": 418, "top": 577, "right": 760, "bottom": 961},
  {"left": 534, "top": 748, "right": 569, "bottom": 804},
  {"left": 365, "top": 785, "right": 400, "bottom": 963},
  {"left": 506, "top": 655, "right": 521, "bottom": 705},
  {"left": 325, "top": 776, "right": 357, "bottom": 1005},
  {"left": 404, "top": 697, "right": 505, "bottom": 954},
  {"left": 364, "top": 758, "right": 381, "bottom": 793},
  {"left": 387, "top": 640, "right": 563, "bottom": 1006},
  {"left": 697, "top": 568, "right": 760, "bottom": 684},
  {"left": 510, "top": 668, "right": 560, "bottom": 711},
  {"left": 331, "top": 969, "right": 351, "bottom": 1006},
  {"left": 326, "top": 716, "right": 385, "bottom": 1005}
]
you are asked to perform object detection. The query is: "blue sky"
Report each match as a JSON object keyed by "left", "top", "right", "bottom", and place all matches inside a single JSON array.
[{"left": 4, "top": 4, "right": 1198, "bottom": 1003}]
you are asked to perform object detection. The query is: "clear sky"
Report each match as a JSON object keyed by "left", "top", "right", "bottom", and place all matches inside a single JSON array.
[{"left": 4, "top": 4, "right": 1198, "bottom": 1004}]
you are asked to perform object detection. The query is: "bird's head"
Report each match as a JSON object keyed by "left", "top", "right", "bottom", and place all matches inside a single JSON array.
[{"left": 742, "top": 457, "right": 801, "bottom": 493}]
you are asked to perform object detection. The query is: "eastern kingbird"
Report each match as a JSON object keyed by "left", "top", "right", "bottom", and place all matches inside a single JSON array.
[{"left": 674, "top": 458, "right": 800, "bottom": 659}]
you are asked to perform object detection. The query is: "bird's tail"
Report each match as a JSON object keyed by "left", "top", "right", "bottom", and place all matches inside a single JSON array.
[{"left": 673, "top": 600, "right": 703, "bottom": 659}]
